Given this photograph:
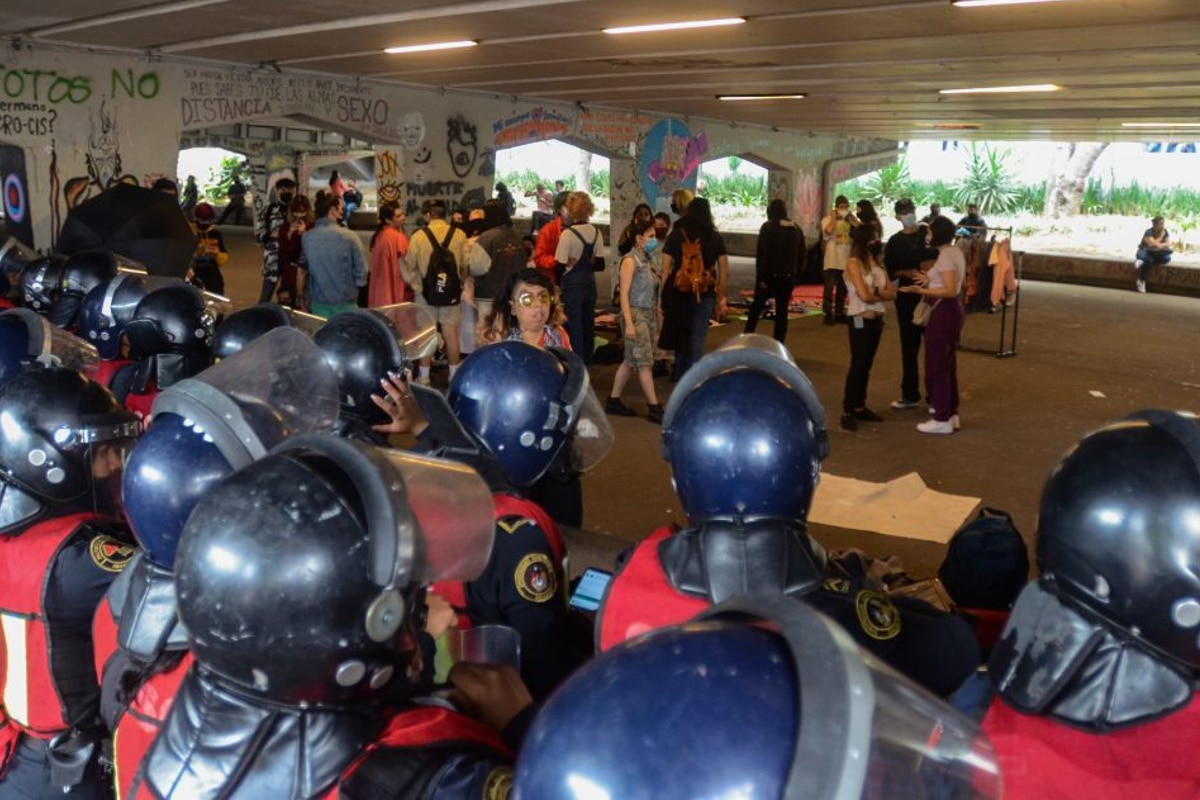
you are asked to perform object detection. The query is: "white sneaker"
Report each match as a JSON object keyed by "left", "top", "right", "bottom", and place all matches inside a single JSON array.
[
  {"left": 1136, "top": 279, "right": 1146, "bottom": 294},
  {"left": 1135, "top": 259, "right": 1144, "bottom": 269},
  {"left": 917, "top": 419, "right": 955, "bottom": 435},
  {"left": 950, "top": 414, "right": 961, "bottom": 430}
]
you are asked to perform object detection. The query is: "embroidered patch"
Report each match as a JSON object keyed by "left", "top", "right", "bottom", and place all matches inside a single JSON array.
[
  {"left": 483, "top": 765, "right": 514, "bottom": 799},
  {"left": 497, "top": 515, "right": 535, "bottom": 536},
  {"left": 89, "top": 535, "right": 136, "bottom": 573},
  {"left": 514, "top": 553, "right": 557, "bottom": 603},
  {"left": 855, "top": 590, "right": 901, "bottom": 641},
  {"left": 822, "top": 578, "right": 852, "bottom": 594}
]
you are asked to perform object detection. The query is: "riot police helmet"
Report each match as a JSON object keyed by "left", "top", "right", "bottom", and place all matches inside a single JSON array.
[
  {"left": 448, "top": 341, "right": 613, "bottom": 488},
  {"left": 661, "top": 334, "right": 829, "bottom": 525},
  {"left": 16, "top": 254, "right": 67, "bottom": 314},
  {"left": 175, "top": 434, "right": 494, "bottom": 706},
  {"left": 78, "top": 273, "right": 161, "bottom": 360},
  {"left": 0, "top": 368, "right": 139, "bottom": 531},
  {"left": 314, "top": 308, "right": 411, "bottom": 427},
  {"left": 50, "top": 249, "right": 120, "bottom": 328},
  {"left": 123, "top": 282, "right": 215, "bottom": 370}
]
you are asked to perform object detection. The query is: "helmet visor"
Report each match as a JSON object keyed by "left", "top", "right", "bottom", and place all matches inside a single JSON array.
[
  {"left": 567, "top": 386, "right": 614, "bottom": 474},
  {"left": 151, "top": 327, "right": 340, "bottom": 467},
  {"left": 373, "top": 303, "right": 439, "bottom": 361},
  {"left": 1, "top": 309, "right": 99, "bottom": 374}
]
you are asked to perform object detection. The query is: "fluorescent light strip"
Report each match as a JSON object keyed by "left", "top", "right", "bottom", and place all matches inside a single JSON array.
[
  {"left": 603, "top": 17, "right": 746, "bottom": 35},
  {"left": 953, "top": 0, "right": 1071, "bottom": 7},
  {"left": 718, "top": 94, "right": 806, "bottom": 101},
  {"left": 939, "top": 83, "right": 1060, "bottom": 94},
  {"left": 1123, "top": 122, "right": 1200, "bottom": 128},
  {"left": 385, "top": 40, "right": 477, "bottom": 55}
]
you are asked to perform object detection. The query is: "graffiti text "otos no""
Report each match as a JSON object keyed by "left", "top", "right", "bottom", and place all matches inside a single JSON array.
[{"left": 0, "top": 67, "right": 161, "bottom": 105}]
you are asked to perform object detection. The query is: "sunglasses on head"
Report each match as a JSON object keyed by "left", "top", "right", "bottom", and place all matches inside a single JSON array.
[{"left": 516, "top": 291, "right": 552, "bottom": 308}]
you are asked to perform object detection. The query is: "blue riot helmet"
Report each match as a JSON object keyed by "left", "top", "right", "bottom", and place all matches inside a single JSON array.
[
  {"left": 661, "top": 334, "right": 829, "bottom": 525},
  {"left": 122, "top": 327, "right": 340, "bottom": 568},
  {"left": 0, "top": 308, "right": 100, "bottom": 389},
  {"left": 448, "top": 341, "right": 614, "bottom": 488},
  {"left": 314, "top": 305, "right": 435, "bottom": 428},
  {"left": 78, "top": 274, "right": 167, "bottom": 360},
  {"left": 515, "top": 596, "right": 1002, "bottom": 800},
  {"left": 49, "top": 249, "right": 120, "bottom": 328},
  {"left": 211, "top": 303, "right": 324, "bottom": 362}
]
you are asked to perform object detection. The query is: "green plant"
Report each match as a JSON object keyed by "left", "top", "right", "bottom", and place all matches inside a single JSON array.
[
  {"left": 727, "top": 156, "right": 742, "bottom": 173},
  {"left": 204, "top": 155, "right": 247, "bottom": 203},
  {"left": 589, "top": 169, "right": 610, "bottom": 197},
  {"left": 954, "top": 143, "right": 1020, "bottom": 215},
  {"left": 860, "top": 159, "right": 912, "bottom": 208}
]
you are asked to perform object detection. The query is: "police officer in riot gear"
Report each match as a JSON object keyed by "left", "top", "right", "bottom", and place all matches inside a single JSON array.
[
  {"left": 15, "top": 254, "right": 67, "bottom": 316},
  {"left": 0, "top": 368, "right": 140, "bottom": 798},
  {"left": 136, "top": 435, "right": 519, "bottom": 798},
  {"left": 210, "top": 302, "right": 323, "bottom": 362},
  {"left": 93, "top": 327, "right": 340, "bottom": 798},
  {"left": 970, "top": 410, "right": 1200, "bottom": 797},
  {"left": 313, "top": 305, "right": 438, "bottom": 443},
  {"left": 374, "top": 341, "right": 613, "bottom": 700},
  {"left": 120, "top": 282, "right": 221, "bottom": 422},
  {"left": 596, "top": 334, "right": 980, "bottom": 697},
  {"left": 516, "top": 596, "right": 1002, "bottom": 800}
]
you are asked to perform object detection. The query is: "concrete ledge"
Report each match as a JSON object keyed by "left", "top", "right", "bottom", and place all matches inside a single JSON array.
[{"left": 1020, "top": 252, "right": 1200, "bottom": 298}]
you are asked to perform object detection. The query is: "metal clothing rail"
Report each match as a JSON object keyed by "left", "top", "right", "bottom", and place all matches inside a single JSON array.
[{"left": 956, "top": 224, "right": 1021, "bottom": 358}]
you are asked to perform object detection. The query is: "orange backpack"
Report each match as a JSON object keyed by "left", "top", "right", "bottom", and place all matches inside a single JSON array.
[{"left": 673, "top": 231, "right": 715, "bottom": 298}]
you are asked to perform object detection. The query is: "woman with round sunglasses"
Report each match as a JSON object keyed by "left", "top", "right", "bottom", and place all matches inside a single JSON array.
[
  {"left": 604, "top": 217, "right": 663, "bottom": 423},
  {"left": 479, "top": 268, "right": 571, "bottom": 350}
]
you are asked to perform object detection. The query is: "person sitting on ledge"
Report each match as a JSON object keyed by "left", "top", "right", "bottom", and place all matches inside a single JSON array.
[{"left": 1135, "top": 214, "right": 1172, "bottom": 294}]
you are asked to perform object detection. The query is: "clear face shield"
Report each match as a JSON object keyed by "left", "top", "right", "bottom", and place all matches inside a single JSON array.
[
  {"left": 151, "top": 327, "right": 341, "bottom": 466},
  {"left": 1, "top": 308, "right": 99, "bottom": 375},
  {"left": 372, "top": 303, "right": 440, "bottom": 362},
  {"left": 698, "top": 597, "right": 1003, "bottom": 800},
  {"left": 549, "top": 347, "right": 613, "bottom": 475}
]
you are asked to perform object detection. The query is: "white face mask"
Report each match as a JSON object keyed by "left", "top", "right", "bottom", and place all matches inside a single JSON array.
[
  {"left": 900, "top": 213, "right": 917, "bottom": 227},
  {"left": 836, "top": 209, "right": 849, "bottom": 219}
]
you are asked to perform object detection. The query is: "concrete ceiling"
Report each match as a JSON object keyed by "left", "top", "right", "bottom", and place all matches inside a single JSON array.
[{"left": 4, "top": 0, "right": 1199, "bottom": 142}]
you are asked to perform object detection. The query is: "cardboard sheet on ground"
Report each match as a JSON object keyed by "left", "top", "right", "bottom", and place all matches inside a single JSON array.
[{"left": 810, "top": 472, "right": 981, "bottom": 544}]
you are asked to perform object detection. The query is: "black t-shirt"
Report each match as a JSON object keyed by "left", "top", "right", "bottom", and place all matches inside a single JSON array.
[
  {"left": 884, "top": 229, "right": 936, "bottom": 286},
  {"left": 663, "top": 225, "right": 728, "bottom": 295}
]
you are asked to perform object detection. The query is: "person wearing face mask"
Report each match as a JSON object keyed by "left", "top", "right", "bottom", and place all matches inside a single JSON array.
[
  {"left": 840, "top": 225, "right": 895, "bottom": 431},
  {"left": 820, "top": 195, "right": 858, "bottom": 325},
  {"left": 256, "top": 177, "right": 297, "bottom": 303},
  {"left": 605, "top": 217, "right": 663, "bottom": 422},
  {"left": 744, "top": 199, "right": 805, "bottom": 344},
  {"left": 884, "top": 197, "right": 937, "bottom": 412}
]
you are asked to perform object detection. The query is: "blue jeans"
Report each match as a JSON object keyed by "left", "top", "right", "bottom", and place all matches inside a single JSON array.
[
  {"left": 675, "top": 293, "right": 716, "bottom": 377},
  {"left": 1136, "top": 248, "right": 1171, "bottom": 282},
  {"left": 560, "top": 268, "right": 597, "bottom": 363}
]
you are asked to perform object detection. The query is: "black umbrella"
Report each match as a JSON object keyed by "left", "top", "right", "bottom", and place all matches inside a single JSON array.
[{"left": 57, "top": 184, "right": 198, "bottom": 279}]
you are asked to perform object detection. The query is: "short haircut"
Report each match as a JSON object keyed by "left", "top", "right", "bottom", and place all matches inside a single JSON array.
[
  {"left": 427, "top": 199, "right": 448, "bottom": 219},
  {"left": 766, "top": 198, "right": 789, "bottom": 222},
  {"left": 835, "top": 195, "right": 849, "bottom": 207},
  {"left": 894, "top": 197, "right": 916, "bottom": 214},
  {"left": 565, "top": 191, "right": 594, "bottom": 222}
]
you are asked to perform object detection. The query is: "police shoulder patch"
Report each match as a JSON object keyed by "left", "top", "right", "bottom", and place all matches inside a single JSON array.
[
  {"left": 89, "top": 535, "right": 136, "bottom": 573},
  {"left": 822, "top": 577, "right": 852, "bottom": 594},
  {"left": 854, "top": 590, "right": 901, "bottom": 641},
  {"left": 483, "top": 765, "right": 514, "bottom": 799},
  {"left": 514, "top": 552, "right": 557, "bottom": 603},
  {"left": 497, "top": 515, "right": 536, "bottom": 536}
]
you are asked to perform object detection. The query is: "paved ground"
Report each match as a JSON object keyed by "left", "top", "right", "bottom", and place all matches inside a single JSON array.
[{"left": 215, "top": 226, "right": 1200, "bottom": 579}]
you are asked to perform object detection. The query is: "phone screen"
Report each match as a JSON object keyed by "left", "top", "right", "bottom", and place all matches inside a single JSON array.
[{"left": 568, "top": 568, "right": 612, "bottom": 612}]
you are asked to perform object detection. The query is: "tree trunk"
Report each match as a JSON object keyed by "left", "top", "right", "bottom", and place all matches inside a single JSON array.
[
  {"left": 1043, "top": 143, "right": 1109, "bottom": 218},
  {"left": 576, "top": 150, "right": 592, "bottom": 196}
]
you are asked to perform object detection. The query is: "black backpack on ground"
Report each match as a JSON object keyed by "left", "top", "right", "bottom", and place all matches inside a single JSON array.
[
  {"left": 938, "top": 507, "right": 1029, "bottom": 611},
  {"left": 421, "top": 226, "right": 462, "bottom": 306}
]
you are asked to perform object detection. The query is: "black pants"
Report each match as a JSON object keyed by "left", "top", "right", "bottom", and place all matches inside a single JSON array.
[
  {"left": 822, "top": 269, "right": 847, "bottom": 319},
  {"left": 216, "top": 201, "right": 247, "bottom": 225},
  {"left": 844, "top": 315, "right": 883, "bottom": 412},
  {"left": 894, "top": 291, "right": 925, "bottom": 403},
  {"left": 0, "top": 736, "right": 111, "bottom": 799},
  {"left": 560, "top": 268, "right": 597, "bottom": 364},
  {"left": 744, "top": 278, "right": 793, "bottom": 343}
]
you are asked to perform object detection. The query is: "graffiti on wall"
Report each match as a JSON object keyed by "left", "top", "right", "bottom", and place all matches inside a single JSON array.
[
  {"left": 446, "top": 115, "right": 478, "bottom": 179},
  {"left": 62, "top": 99, "right": 137, "bottom": 211},
  {"left": 377, "top": 149, "right": 403, "bottom": 207},
  {"left": 793, "top": 170, "right": 821, "bottom": 237},
  {"left": 638, "top": 119, "right": 707, "bottom": 211}
]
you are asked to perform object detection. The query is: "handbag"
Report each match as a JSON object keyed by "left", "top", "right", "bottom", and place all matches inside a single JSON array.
[{"left": 912, "top": 297, "right": 939, "bottom": 327}]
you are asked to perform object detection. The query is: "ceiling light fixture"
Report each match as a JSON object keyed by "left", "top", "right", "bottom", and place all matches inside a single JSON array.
[
  {"left": 1122, "top": 122, "right": 1200, "bottom": 128},
  {"left": 952, "top": 0, "right": 1071, "bottom": 7},
  {"left": 924, "top": 122, "right": 983, "bottom": 130},
  {"left": 717, "top": 93, "right": 806, "bottom": 101},
  {"left": 603, "top": 17, "right": 746, "bottom": 35},
  {"left": 384, "top": 40, "right": 477, "bottom": 55},
  {"left": 939, "top": 83, "right": 1061, "bottom": 94}
]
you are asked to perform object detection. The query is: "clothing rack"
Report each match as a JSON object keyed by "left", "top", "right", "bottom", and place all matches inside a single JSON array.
[{"left": 955, "top": 224, "right": 1021, "bottom": 358}]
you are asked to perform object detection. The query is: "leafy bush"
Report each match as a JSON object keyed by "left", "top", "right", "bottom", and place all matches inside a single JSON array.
[{"left": 954, "top": 144, "right": 1021, "bottom": 215}]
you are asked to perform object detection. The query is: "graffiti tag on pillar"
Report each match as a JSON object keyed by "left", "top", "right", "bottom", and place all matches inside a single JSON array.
[
  {"left": 63, "top": 99, "right": 137, "bottom": 209},
  {"left": 377, "top": 149, "right": 403, "bottom": 207},
  {"left": 446, "top": 115, "right": 478, "bottom": 179}
]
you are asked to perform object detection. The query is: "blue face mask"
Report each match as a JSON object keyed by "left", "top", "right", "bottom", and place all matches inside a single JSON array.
[{"left": 643, "top": 238, "right": 660, "bottom": 254}]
